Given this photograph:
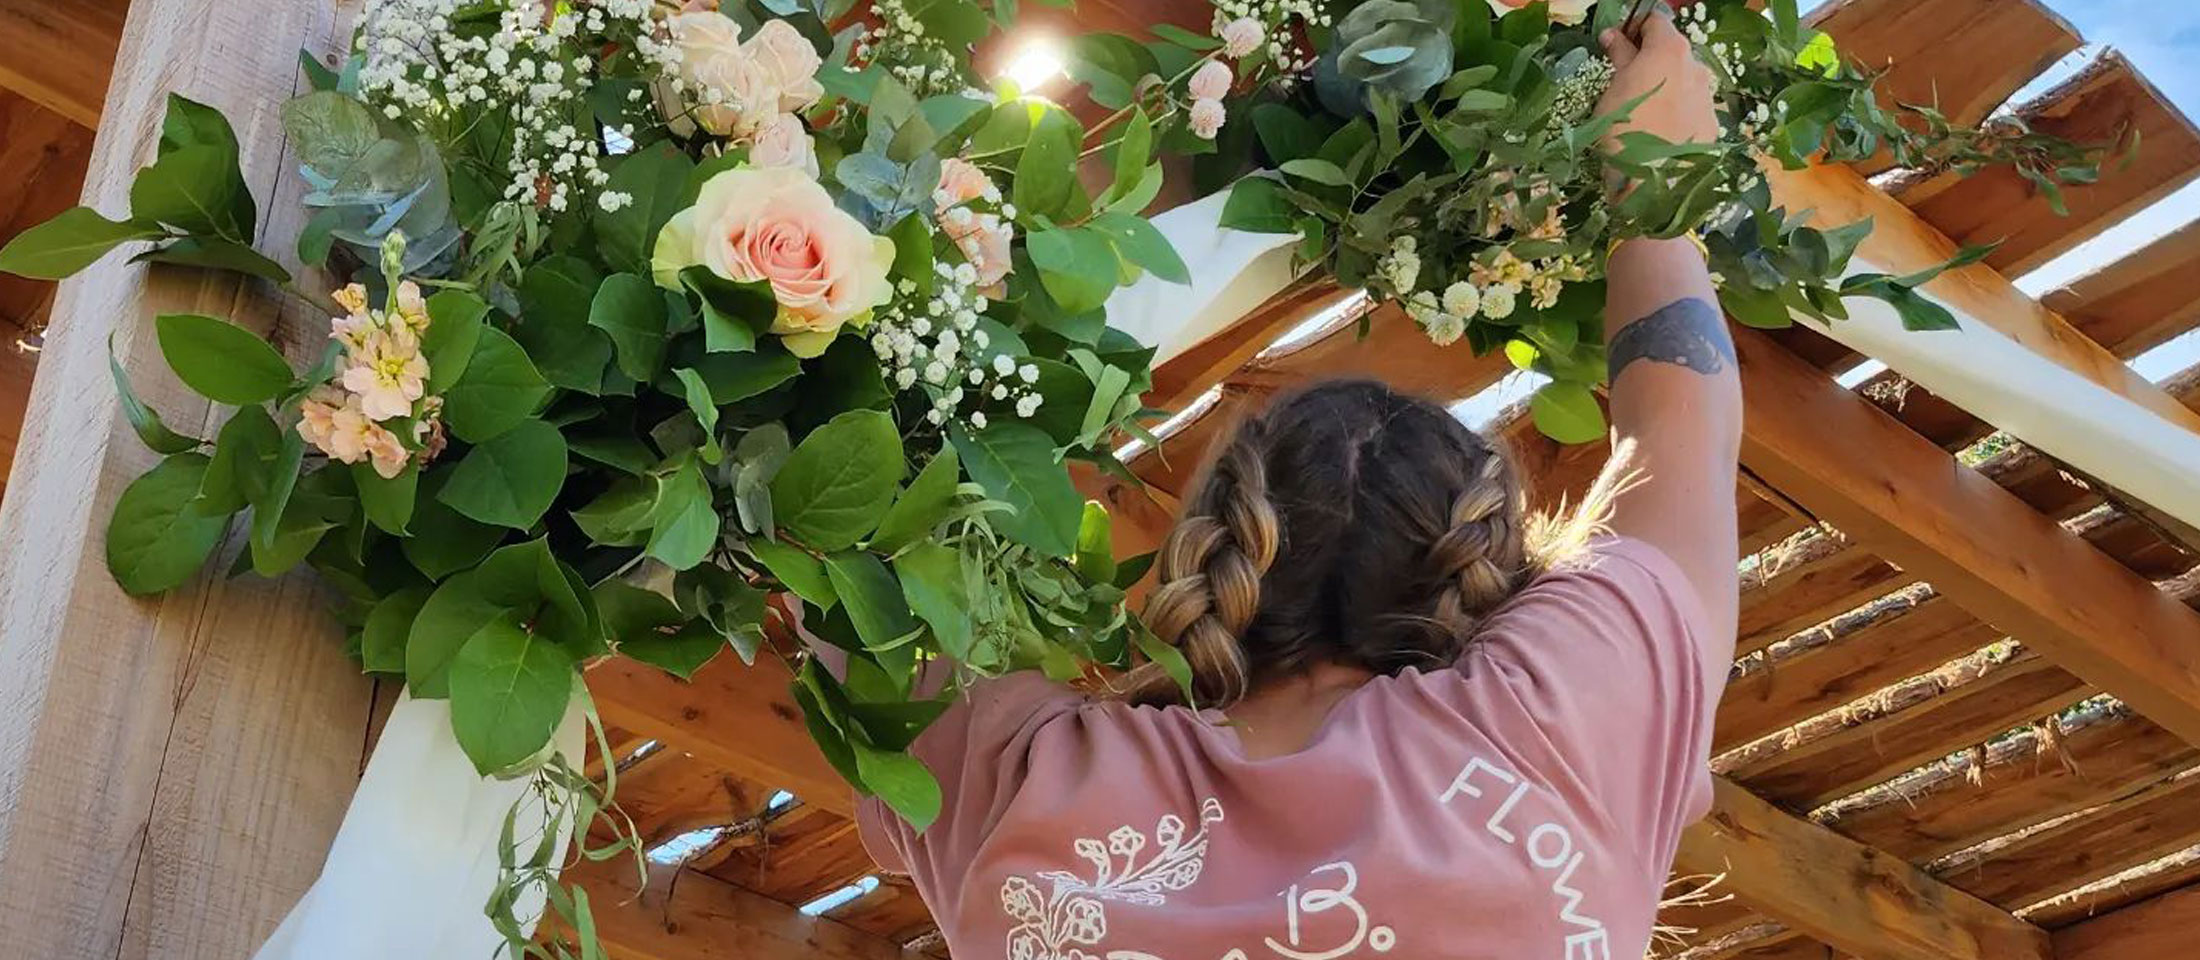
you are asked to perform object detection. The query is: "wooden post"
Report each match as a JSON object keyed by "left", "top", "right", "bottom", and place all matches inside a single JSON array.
[{"left": 0, "top": 3, "right": 370, "bottom": 959}]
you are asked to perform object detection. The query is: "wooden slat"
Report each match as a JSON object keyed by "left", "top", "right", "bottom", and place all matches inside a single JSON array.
[
  {"left": 562, "top": 856, "right": 916, "bottom": 960},
  {"left": 1735, "top": 532, "right": 1909, "bottom": 658},
  {"left": 586, "top": 654, "right": 857, "bottom": 819},
  {"left": 704, "top": 806, "right": 876, "bottom": 905},
  {"left": 1819, "top": 709, "right": 2199, "bottom": 861},
  {"left": 594, "top": 751, "right": 758, "bottom": 847},
  {"left": 2042, "top": 219, "right": 2200, "bottom": 360},
  {"left": 0, "top": 3, "right": 371, "bottom": 959},
  {"left": 2050, "top": 879, "right": 2200, "bottom": 958},
  {"left": 1142, "top": 282, "right": 1355, "bottom": 415},
  {"left": 2026, "top": 848, "right": 2200, "bottom": 928},
  {"left": 1934, "top": 771, "right": 2200, "bottom": 910},
  {"left": 1673, "top": 778, "right": 2050, "bottom": 960},
  {"left": 0, "top": 89, "right": 93, "bottom": 333},
  {"left": 1730, "top": 323, "right": 2200, "bottom": 749},
  {"left": 1898, "top": 53, "right": 2200, "bottom": 277},
  {"left": 1725, "top": 649, "right": 2094, "bottom": 810},
  {"left": 0, "top": 0, "right": 125, "bottom": 127}
]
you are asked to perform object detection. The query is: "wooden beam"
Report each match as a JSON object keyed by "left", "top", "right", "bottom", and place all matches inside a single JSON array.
[
  {"left": 1674, "top": 777, "right": 2051, "bottom": 960},
  {"left": 0, "top": 90, "right": 94, "bottom": 332},
  {"left": 1937, "top": 771, "right": 2200, "bottom": 910},
  {"left": 2051, "top": 881, "right": 2200, "bottom": 960},
  {"left": 586, "top": 654, "right": 857, "bottom": 819},
  {"left": 2042, "top": 218, "right": 2200, "bottom": 361},
  {"left": 1731, "top": 324, "right": 2200, "bottom": 745},
  {"left": 1896, "top": 53, "right": 2200, "bottom": 277},
  {"left": 1811, "top": 0, "right": 2080, "bottom": 128},
  {"left": 562, "top": 856, "right": 917, "bottom": 960},
  {"left": 0, "top": 3, "right": 367, "bottom": 960},
  {"left": 0, "top": 0, "right": 127, "bottom": 127}
]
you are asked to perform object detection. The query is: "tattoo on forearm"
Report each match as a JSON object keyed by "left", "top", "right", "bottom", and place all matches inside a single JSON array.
[{"left": 1607, "top": 297, "right": 1736, "bottom": 380}]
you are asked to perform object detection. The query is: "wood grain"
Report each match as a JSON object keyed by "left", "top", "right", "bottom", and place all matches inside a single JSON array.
[
  {"left": 562, "top": 855, "right": 917, "bottom": 960},
  {"left": 2051, "top": 881, "right": 2200, "bottom": 958},
  {"left": 0, "top": 0, "right": 127, "bottom": 126},
  {"left": 0, "top": 3, "right": 368, "bottom": 960}
]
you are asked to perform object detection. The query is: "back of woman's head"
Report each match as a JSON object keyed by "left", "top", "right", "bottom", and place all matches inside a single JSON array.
[{"left": 1123, "top": 379, "right": 1571, "bottom": 707}]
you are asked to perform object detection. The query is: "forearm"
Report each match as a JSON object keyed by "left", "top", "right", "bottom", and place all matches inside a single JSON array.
[{"left": 1600, "top": 237, "right": 1743, "bottom": 654}]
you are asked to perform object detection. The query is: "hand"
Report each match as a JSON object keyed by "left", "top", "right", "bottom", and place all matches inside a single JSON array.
[{"left": 1596, "top": 11, "right": 1718, "bottom": 150}]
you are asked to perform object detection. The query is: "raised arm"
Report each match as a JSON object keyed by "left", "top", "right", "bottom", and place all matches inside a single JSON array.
[{"left": 1594, "top": 14, "right": 1743, "bottom": 668}]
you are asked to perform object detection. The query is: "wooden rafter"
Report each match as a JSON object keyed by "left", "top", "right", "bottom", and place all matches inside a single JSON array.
[
  {"left": 561, "top": 856, "right": 918, "bottom": 960},
  {"left": 0, "top": 0, "right": 126, "bottom": 127},
  {"left": 2053, "top": 882, "right": 2200, "bottom": 960},
  {"left": 588, "top": 655, "right": 858, "bottom": 819},
  {"left": 1676, "top": 778, "right": 2050, "bottom": 960}
]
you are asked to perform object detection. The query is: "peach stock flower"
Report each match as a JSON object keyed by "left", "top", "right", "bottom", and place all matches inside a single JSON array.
[
  {"left": 1487, "top": 0, "right": 1593, "bottom": 25},
  {"left": 655, "top": 165, "right": 895, "bottom": 357},
  {"left": 1188, "top": 61, "right": 1233, "bottom": 101},
  {"left": 340, "top": 328, "right": 429, "bottom": 421},
  {"left": 1188, "top": 98, "right": 1227, "bottom": 139},
  {"left": 1219, "top": 18, "right": 1264, "bottom": 59},
  {"left": 750, "top": 112, "right": 819, "bottom": 177},
  {"left": 298, "top": 387, "right": 411, "bottom": 478}
]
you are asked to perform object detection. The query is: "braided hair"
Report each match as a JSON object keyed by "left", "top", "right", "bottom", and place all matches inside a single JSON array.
[{"left": 1118, "top": 379, "right": 1584, "bottom": 708}]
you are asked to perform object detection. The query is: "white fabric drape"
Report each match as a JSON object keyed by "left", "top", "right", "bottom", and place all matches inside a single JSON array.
[
  {"left": 1103, "top": 181, "right": 1303, "bottom": 365},
  {"left": 253, "top": 691, "right": 584, "bottom": 960}
]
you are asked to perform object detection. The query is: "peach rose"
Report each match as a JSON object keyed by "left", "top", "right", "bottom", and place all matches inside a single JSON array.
[
  {"left": 944, "top": 209, "right": 1014, "bottom": 294},
  {"left": 750, "top": 112, "right": 818, "bottom": 177},
  {"left": 654, "top": 166, "right": 895, "bottom": 357},
  {"left": 1188, "top": 60, "right": 1233, "bottom": 101},
  {"left": 935, "top": 156, "right": 996, "bottom": 209},
  {"left": 746, "top": 19, "right": 825, "bottom": 113},
  {"left": 1187, "top": 98, "right": 1227, "bottom": 140},
  {"left": 1486, "top": 0, "right": 1593, "bottom": 26}
]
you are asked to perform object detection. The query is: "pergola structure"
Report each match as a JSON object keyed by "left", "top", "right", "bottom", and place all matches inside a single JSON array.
[{"left": 3, "top": 1, "right": 2200, "bottom": 959}]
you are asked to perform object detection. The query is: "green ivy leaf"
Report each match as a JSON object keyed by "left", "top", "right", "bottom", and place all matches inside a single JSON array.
[
  {"left": 597, "top": 580, "right": 724, "bottom": 679},
  {"left": 1027, "top": 226, "right": 1121, "bottom": 315},
  {"left": 155, "top": 313, "right": 296, "bottom": 405},
  {"left": 894, "top": 540, "right": 973, "bottom": 661},
  {"left": 354, "top": 461, "right": 418, "bottom": 534},
  {"left": 514, "top": 257, "right": 612, "bottom": 393},
  {"left": 948, "top": 420, "right": 1080, "bottom": 558},
  {"left": 400, "top": 469, "right": 507, "bottom": 580},
  {"left": 589, "top": 273, "right": 670, "bottom": 382},
  {"left": 751, "top": 538, "right": 837, "bottom": 610},
  {"left": 824, "top": 551, "right": 921, "bottom": 651},
  {"left": 1219, "top": 177, "right": 1297, "bottom": 233},
  {"left": 131, "top": 236, "right": 291, "bottom": 284},
  {"left": 1529, "top": 381, "right": 1607, "bottom": 445},
  {"left": 246, "top": 428, "right": 309, "bottom": 577},
  {"left": 105, "top": 453, "right": 230, "bottom": 595},
  {"left": 852, "top": 739, "right": 941, "bottom": 831},
  {"left": 868, "top": 449, "right": 959, "bottom": 555},
  {"left": 443, "top": 327, "right": 551, "bottom": 443},
  {"left": 449, "top": 614, "right": 575, "bottom": 775},
  {"left": 571, "top": 476, "right": 655, "bottom": 548},
  {"left": 647, "top": 456, "right": 720, "bottom": 571},
  {"left": 684, "top": 344, "right": 802, "bottom": 404},
  {"left": 0, "top": 207, "right": 162, "bottom": 280},
  {"left": 361, "top": 587, "right": 431, "bottom": 674},
  {"left": 672, "top": 367, "right": 723, "bottom": 464},
  {"left": 107, "top": 342, "right": 201, "bottom": 455},
  {"left": 197, "top": 405, "right": 281, "bottom": 515},
  {"left": 129, "top": 145, "right": 247, "bottom": 238},
  {"left": 438, "top": 419, "right": 569, "bottom": 529},
  {"left": 1013, "top": 106, "right": 1082, "bottom": 221},
  {"left": 596, "top": 144, "right": 696, "bottom": 275},
  {"left": 1088, "top": 212, "right": 1188, "bottom": 284},
  {"left": 771, "top": 410, "right": 905, "bottom": 551},
  {"left": 679, "top": 266, "right": 776, "bottom": 354},
  {"left": 1074, "top": 501, "right": 1116, "bottom": 583},
  {"left": 422, "top": 290, "right": 490, "bottom": 393}
]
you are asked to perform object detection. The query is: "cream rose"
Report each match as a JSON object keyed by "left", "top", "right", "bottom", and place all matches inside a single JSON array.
[
  {"left": 667, "top": 12, "right": 777, "bottom": 137},
  {"left": 1486, "top": 0, "right": 1593, "bottom": 26},
  {"left": 750, "top": 112, "right": 819, "bottom": 177},
  {"left": 745, "top": 19, "right": 825, "bottom": 113},
  {"left": 654, "top": 166, "right": 895, "bottom": 357}
]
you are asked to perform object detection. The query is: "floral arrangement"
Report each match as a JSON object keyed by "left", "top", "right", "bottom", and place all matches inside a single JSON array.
[
  {"left": 1194, "top": 0, "right": 2119, "bottom": 439},
  {"left": 0, "top": 0, "right": 2111, "bottom": 952}
]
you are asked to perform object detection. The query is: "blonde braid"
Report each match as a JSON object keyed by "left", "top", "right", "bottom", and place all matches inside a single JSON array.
[
  {"left": 1424, "top": 453, "right": 1531, "bottom": 639},
  {"left": 1120, "top": 434, "right": 1280, "bottom": 706}
]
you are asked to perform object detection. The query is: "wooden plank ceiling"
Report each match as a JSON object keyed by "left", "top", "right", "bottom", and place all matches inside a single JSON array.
[{"left": 573, "top": 1, "right": 2200, "bottom": 958}]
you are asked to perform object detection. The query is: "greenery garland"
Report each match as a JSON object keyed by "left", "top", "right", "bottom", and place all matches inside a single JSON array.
[{"left": 0, "top": 0, "right": 2111, "bottom": 953}]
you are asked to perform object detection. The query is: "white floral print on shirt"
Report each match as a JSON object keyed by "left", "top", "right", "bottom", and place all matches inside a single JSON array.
[{"left": 1000, "top": 797, "right": 1227, "bottom": 960}]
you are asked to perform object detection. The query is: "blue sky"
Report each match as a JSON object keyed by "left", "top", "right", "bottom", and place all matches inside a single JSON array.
[{"left": 1455, "top": 0, "right": 2200, "bottom": 422}]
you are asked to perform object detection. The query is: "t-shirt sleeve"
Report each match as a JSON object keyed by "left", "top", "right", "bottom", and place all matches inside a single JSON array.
[
  {"left": 1456, "top": 536, "right": 1722, "bottom": 871},
  {"left": 856, "top": 671, "right": 1079, "bottom": 877}
]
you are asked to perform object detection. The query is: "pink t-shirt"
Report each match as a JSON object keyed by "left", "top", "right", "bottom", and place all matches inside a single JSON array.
[{"left": 858, "top": 537, "right": 1719, "bottom": 960}]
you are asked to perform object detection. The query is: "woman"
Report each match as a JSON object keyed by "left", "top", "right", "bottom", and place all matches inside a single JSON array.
[{"left": 858, "top": 15, "right": 1739, "bottom": 959}]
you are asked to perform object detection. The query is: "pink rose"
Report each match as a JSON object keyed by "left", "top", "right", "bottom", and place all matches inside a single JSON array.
[
  {"left": 1187, "top": 98, "right": 1227, "bottom": 140},
  {"left": 1486, "top": 0, "right": 1592, "bottom": 25},
  {"left": 745, "top": 19, "right": 825, "bottom": 113},
  {"left": 654, "top": 166, "right": 896, "bottom": 357},
  {"left": 1219, "top": 18, "right": 1264, "bottom": 59},
  {"left": 1188, "top": 60, "right": 1233, "bottom": 101},
  {"left": 750, "top": 112, "right": 818, "bottom": 177},
  {"left": 934, "top": 156, "right": 996, "bottom": 210}
]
